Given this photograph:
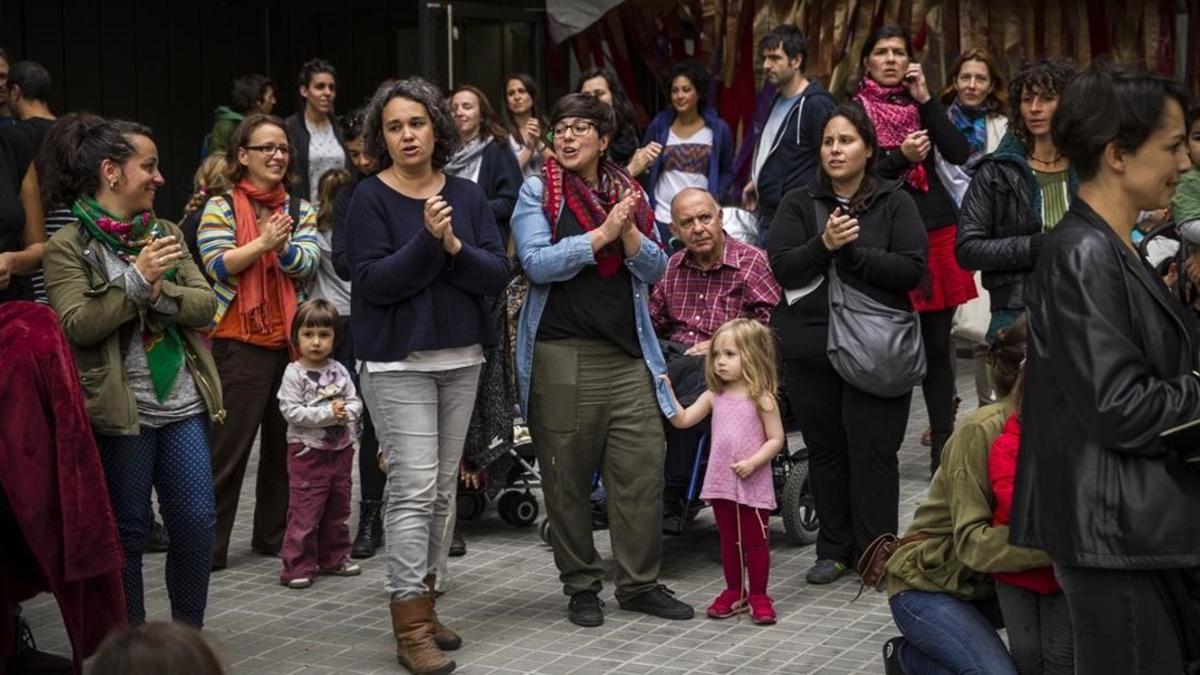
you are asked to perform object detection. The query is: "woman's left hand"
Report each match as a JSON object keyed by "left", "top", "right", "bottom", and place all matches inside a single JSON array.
[{"left": 903, "top": 63, "right": 931, "bottom": 104}]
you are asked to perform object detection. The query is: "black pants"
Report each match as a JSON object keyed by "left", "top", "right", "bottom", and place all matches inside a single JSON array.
[
  {"left": 994, "top": 584, "right": 1074, "bottom": 675},
  {"left": 785, "top": 353, "right": 910, "bottom": 566},
  {"left": 919, "top": 308, "right": 956, "bottom": 474},
  {"left": 331, "top": 321, "right": 386, "bottom": 502},
  {"left": 1056, "top": 565, "right": 1194, "bottom": 674}
]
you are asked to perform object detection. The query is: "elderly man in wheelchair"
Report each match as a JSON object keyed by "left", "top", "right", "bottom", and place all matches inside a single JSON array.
[{"left": 649, "top": 188, "right": 822, "bottom": 539}]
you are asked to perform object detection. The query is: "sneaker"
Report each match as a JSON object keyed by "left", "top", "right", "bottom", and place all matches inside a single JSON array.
[
  {"left": 747, "top": 595, "right": 776, "bottom": 625},
  {"left": 568, "top": 590, "right": 604, "bottom": 627},
  {"left": 705, "top": 589, "right": 747, "bottom": 619},
  {"left": 618, "top": 585, "right": 694, "bottom": 620},
  {"left": 320, "top": 562, "right": 362, "bottom": 576},
  {"left": 883, "top": 636, "right": 904, "bottom": 675},
  {"left": 284, "top": 577, "right": 312, "bottom": 589},
  {"left": 805, "top": 558, "right": 848, "bottom": 585}
]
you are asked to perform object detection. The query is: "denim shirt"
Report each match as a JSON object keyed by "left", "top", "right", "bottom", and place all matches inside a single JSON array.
[{"left": 512, "top": 176, "right": 677, "bottom": 418}]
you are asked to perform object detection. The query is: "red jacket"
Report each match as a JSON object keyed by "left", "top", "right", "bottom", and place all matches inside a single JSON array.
[
  {"left": 0, "top": 302, "right": 126, "bottom": 673},
  {"left": 989, "top": 412, "right": 1060, "bottom": 595}
]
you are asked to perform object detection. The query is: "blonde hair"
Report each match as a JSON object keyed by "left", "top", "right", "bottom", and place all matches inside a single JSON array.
[
  {"left": 704, "top": 318, "right": 778, "bottom": 411},
  {"left": 315, "top": 168, "right": 351, "bottom": 231},
  {"left": 183, "top": 154, "right": 231, "bottom": 217}
]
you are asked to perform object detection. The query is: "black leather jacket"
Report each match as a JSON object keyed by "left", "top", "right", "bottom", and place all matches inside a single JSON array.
[
  {"left": 955, "top": 133, "right": 1077, "bottom": 310},
  {"left": 1011, "top": 199, "right": 1200, "bottom": 568}
]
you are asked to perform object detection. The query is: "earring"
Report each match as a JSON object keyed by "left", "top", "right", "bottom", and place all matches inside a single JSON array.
[{"left": 109, "top": 180, "right": 117, "bottom": 190}]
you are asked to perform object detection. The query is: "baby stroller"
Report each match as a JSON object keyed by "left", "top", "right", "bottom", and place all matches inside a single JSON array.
[{"left": 455, "top": 419, "right": 541, "bottom": 527}]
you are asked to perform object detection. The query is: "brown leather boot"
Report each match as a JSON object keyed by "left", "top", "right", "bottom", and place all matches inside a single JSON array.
[
  {"left": 423, "top": 575, "right": 463, "bottom": 651},
  {"left": 389, "top": 596, "right": 456, "bottom": 675}
]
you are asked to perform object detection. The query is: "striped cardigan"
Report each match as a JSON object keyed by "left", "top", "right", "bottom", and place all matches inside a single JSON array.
[{"left": 197, "top": 195, "right": 320, "bottom": 330}]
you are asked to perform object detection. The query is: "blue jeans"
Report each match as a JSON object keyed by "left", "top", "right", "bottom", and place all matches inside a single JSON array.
[
  {"left": 889, "top": 591, "right": 1017, "bottom": 675},
  {"left": 97, "top": 415, "right": 216, "bottom": 627}
]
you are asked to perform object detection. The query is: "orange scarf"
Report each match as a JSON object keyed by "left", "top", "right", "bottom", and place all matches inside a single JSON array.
[{"left": 231, "top": 178, "right": 298, "bottom": 352}]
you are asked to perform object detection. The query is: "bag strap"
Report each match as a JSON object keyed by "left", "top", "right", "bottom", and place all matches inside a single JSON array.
[{"left": 812, "top": 197, "right": 830, "bottom": 236}]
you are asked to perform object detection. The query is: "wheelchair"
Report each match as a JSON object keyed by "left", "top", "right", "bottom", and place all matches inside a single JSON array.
[{"left": 662, "top": 432, "right": 820, "bottom": 545}]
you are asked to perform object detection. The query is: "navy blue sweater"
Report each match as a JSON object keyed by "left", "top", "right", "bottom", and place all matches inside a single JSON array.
[{"left": 345, "top": 174, "right": 510, "bottom": 361}]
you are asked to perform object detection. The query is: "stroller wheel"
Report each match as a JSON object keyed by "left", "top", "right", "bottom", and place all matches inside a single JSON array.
[
  {"left": 457, "top": 492, "right": 487, "bottom": 520},
  {"left": 539, "top": 518, "right": 553, "bottom": 545},
  {"left": 508, "top": 492, "right": 539, "bottom": 526},
  {"left": 782, "top": 457, "right": 820, "bottom": 545},
  {"left": 497, "top": 491, "right": 518, "bottom": 524}
]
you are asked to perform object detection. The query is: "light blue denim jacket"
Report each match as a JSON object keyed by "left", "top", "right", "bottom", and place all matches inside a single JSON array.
[{"left": 512, "top": 176, "right": 677, "bottom": 418}]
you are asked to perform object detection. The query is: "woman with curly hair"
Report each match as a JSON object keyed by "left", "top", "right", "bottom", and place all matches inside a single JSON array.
[
  {"left": 956, "top": 59, "right": 1078, "bottom": 345},
  {"left": 344, "top": 77, "right": 509, "bottom": 675},
  {"left": 642, "top": 60, "right": 735, "bottom": 245}
]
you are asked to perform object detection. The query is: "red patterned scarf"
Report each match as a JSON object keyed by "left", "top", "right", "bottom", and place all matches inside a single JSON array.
[
  {"left": 540, "top": 155, "right": 658, "bottom": 277},
  {"left": 856, "top": 78, "right": 929, "bottom": 193}
]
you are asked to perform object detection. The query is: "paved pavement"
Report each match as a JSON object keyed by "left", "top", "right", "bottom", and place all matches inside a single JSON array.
[{"left": 23, "top": 360, "right": 980, "bottom": 674}]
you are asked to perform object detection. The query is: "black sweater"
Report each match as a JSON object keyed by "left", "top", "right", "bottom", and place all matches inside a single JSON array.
[
  {"left": 767, "top": 179, "right": 928, "bottom": 358},
  {"left": 345, "top": 175, "right": 510, "bottom": 361},
  {"left": 874, "top": 99, "right": 971, "bottom": 230}
]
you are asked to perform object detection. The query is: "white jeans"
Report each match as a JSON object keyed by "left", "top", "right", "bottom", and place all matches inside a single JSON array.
[{"left": 360, "top": 365, "right": 481, "bottom": 599}]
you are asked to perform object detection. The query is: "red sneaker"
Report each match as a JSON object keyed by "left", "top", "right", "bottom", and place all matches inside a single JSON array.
[
  {"left": 706, "top": 589, "right": 747, "bottom": 619},
  {"left": 748, "top": 594, "right": 776, "bottom": 625}
]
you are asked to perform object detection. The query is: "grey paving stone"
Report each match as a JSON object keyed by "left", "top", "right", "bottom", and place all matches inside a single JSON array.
[{"left": 21, "top": 359, "right": 976, "bottom": 675}]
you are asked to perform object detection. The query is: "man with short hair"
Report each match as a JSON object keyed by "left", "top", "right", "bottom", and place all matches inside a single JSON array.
[
  {"left": 650, "top": 187, "right": 781, "bottom": 531},
  {"left": 0, "top": 60, "right": 56, "bottom": 303},
  {"left": 206, "top": 73, "right": 276, "bottom": 157},
  {"left": 741, "top": 25, "right": 836, "bottom": 234}
]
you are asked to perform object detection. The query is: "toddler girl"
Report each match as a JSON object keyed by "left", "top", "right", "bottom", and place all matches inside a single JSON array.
[
  {"left": 663, "top": 318, "right": 785, "bottom": 624},
  {"left": 277, "top": 298, "right": 364, "bottom": 588}
]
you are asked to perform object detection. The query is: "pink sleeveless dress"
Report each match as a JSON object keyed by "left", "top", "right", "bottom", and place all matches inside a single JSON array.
[{"left": 700, "top": 391, "right": 776, "bottom": 510}]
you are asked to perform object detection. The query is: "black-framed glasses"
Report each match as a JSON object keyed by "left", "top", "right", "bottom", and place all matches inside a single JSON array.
[
  {"left": 551, "top": 121, "right": 597, "bottom": 138},
  {"left": 244, "top": 144, "right": 292, "bottom": 156}
]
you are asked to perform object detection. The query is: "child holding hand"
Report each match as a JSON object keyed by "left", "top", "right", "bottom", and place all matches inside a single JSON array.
[
  {"left": 277, "top": 299, "right": 364, "bottom": 588},
  {"left": 662, "top": 318, "right": 785, "bottom": 624}
]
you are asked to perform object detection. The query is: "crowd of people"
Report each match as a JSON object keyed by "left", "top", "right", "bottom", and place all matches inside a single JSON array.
[{"left": 1, "top": 21, "right": 1200, "bottom": 675}]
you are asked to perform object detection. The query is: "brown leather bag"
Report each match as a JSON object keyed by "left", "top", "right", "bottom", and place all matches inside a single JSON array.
[{"left": 853, "top": 532, "right": 929, "bottom": 601}]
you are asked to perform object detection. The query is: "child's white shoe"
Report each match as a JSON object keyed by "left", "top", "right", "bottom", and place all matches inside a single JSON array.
[
  {"left": 320, "top": 562, "right": 362, "bottom": 577},
  {"left": 284, "top": 577, "right": 312, "bottom": 589}
]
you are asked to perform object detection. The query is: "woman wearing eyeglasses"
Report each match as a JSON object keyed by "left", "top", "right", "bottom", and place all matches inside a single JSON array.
[
  {"left": 197, "top": 113, "right": 320, "bottom": 571},
  {"left": 512, "top": 93, "right": 693, "bottom": 628}
]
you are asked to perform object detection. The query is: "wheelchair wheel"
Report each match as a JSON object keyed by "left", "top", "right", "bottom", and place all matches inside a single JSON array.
[
  {"left": 457, "top": 492, "right": 487, "bottom": 520},
  {"left": 782, "top": 458, "right": 819, "bottom": 545},
  {"left": 539, "top": 518, "right": 553, "bottom": 545},
  {"left": 500, "top": 491, "right": 539, "bottom": 527}
]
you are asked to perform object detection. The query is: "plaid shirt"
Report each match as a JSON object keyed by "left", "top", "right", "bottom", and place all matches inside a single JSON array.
[{"left": 650, "top": 238, "right": 781, "bottom": 346}]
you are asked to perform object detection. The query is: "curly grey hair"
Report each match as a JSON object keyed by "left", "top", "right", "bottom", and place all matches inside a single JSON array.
[{"left": 363, "top": 77, "right": 460, "bottom": 171}]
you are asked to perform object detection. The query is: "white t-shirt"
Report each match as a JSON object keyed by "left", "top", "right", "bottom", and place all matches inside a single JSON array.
[
  {"left": 653, "top": 127, "right": 713, "bottom": 224},
  {"left": 306, "top": 120, "right": 346, "bottom": 208},
  {"left": 360, "top": 345, "right": 486, "bottom": 374}
]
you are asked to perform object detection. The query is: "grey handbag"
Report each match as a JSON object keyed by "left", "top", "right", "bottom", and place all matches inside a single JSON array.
[{"left": 814, "top": 200, "right": 926, "bottom": 398}]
